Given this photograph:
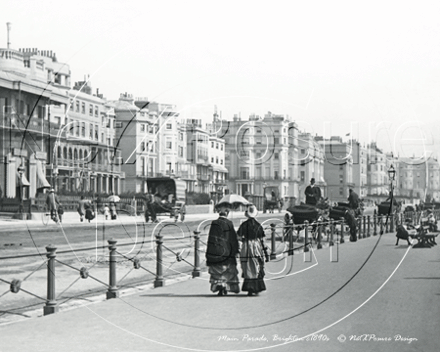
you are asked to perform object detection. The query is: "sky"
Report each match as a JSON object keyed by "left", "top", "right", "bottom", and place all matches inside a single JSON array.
[{"left": 2, "top": 0, "right": 440, "bottom": 159}]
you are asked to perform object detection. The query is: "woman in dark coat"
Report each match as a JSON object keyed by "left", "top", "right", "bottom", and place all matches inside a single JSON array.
[
  {"left": 237, "top": 205, "right": 268, "bottom": 296},
  {"left": 205, "top": 206, "right": 240, "bottom": 296}
]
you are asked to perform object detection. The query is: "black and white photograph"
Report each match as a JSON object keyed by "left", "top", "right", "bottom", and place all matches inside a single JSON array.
[{"left": 0, "top": 1, "right": 439, "bottom": 351}]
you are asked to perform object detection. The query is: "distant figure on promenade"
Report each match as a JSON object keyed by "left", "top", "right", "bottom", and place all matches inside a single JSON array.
[
  {"left": 45, "top": 188, "right": 60, "bottom": 223},
  {"left": 109, "top": 202, "right": 117, "bottom": 220},
  {"left": 103, "top": 204, "right": 110, "bottom": 220},
  {"left": 77, "top": 196, "right": 91, "bottom": 222},
  {"left": 237, "top": 205, "right": 269, "bottom": 296},
  {"left": 144, "top": 190, "right": 157, "bottom": 223},
  {"left": 305, "top": 178, "right": 321, "bottom": 205},
  {"left": 205, "top": 205, "right": 240, "bottom": 296}
]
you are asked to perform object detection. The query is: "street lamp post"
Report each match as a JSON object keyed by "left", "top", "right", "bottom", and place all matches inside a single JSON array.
[
  {"left": 17, "top": 164, "right": 25, "bottom": 214},
  {"left": 388, "top": 164, "right": 396, "bottom": 232},
  {"left": 388, "top": 164, "right": 396, "bottom": 195}
]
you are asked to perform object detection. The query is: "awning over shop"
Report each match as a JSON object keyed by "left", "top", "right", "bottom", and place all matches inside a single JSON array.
[
  {"left": 211, "top": 165, "right": 229, "bottom": 173},
  {"left": 16, "top": 171, "right": 30, "bottom": 187},
  {"left": 36, "top": 160, "right": 51, "bottom": 189}
]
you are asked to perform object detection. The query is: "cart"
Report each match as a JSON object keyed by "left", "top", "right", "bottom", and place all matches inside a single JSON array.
[
  {"left": 145, "top": 177, "right": 186, "bottom": 222},
  {"left": 263, "top": 186, "right": 282, "bottom": 213}
]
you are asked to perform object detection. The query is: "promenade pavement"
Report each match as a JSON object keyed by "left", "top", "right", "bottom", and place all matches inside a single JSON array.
[{"left": 0, "top": 224, "right": 438, "bottom": 352}]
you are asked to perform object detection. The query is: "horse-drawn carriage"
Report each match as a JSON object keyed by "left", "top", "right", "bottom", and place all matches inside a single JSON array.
[
  {"left": 263, "top": 186, "right": 283, "bottom": 213},
  {"left": 144, "top": 177, "right": 186, "bottom": 222},
  {"left": 285, "top": 200, "right": 358, "bottom": 242}
]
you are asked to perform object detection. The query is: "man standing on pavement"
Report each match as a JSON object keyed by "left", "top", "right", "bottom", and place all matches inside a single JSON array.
[
  {"left": 144, "top": 190, "right": 157, "bottom": 223},
  {"left": 305, "top": 178, "right": 321, "bottom": 205},
  {"left": 348, "top": 188, "right": 361, "bottom": 216},
  {"left": 46, "top": 188, "right": 60, "bottom": 223}
]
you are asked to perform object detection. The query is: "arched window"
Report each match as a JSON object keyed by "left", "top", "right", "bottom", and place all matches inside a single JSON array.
[
  {"left": 79, "top": 149, "right": 83, "bottom": 161},
  {"left": 68, "top": 148, "right": 72, "bottom": 160},
  {"left": 74, "top": 149, "right": 78, "bottom": 160},
  {"left": 57, "top": 146, "right": 62, "bottom": 158},
  {"left": 63, "top": 147, "right": 67, "bottom": 159}
]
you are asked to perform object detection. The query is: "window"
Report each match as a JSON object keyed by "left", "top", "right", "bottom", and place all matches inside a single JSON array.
[
  {"left": 89, "top": 124, "right": 93, "bottom": 139},
  {"left": 81, "top": 102, "right": 85, "bottom": 114},
  {"left": 95, "top": 106, "right": 99, "bottom": 117},
  {"left": 216, "top": 143, "right": 219, "bottom": 149},
  {"left": 274, "top": 153, "right": 279, "bottom": 160},
  {"left": 76, "top": 101, "right": 80, "bottom": 112},
  {"left": 301, "top": 149, "right": 305, "bottom": 154},
  {"left": 89, "top": 105, "right": 93, "bottom": 116},
  {"left": 216, "top": 157, "right": 219, "bottom": 164},
  {"left": 274, "top": 138, "right": 279, "bottom": 144},
  {"left": 211, "top": 157, "right": 214, "bottom": 162},
  {"left": 274, "top": 171, "right": 279, "bottom": 179},
  {"left": 256, "top": 152, "right": 261, "bottom": 159},
  {"left": 81, "top": 122, "right": 85, "bottom": 137},
  {"left": 179, "top": 132, "right": 183, "bottom": 141},
  {"left": 141, "top": 124, "right": 145, "bottom": 132},
  {"left": 101, "top": 133, "right": 104, "bottom": 143},
  {"left": 220, "top": 159, "right": 223, "bottom": 165},
  {"left": 257, "top": 129, "right": 261, "bottom": 133},
  {"left": 166, "top": 141, "right": 172, "bottom": 149},
  {"left": 95, "top": 125, "right": 99, "bottom": 141},
  {"left": 140, "top": 112, "right": 145, "bottom": 117},
  {"left": 211, "top": 141, "right": 214, "bottom": 147},
  {"left": 339, "top": 188, "right": 343, "bottom": 196},
  {"left": 166, "top": 123, "right": 172, "bottom": 129},
  {"left": 221, "top": 144, "right": 223, "bottom": 151},
  {"left": 141, "top": 142, "right": 145, "bottom": 152}
]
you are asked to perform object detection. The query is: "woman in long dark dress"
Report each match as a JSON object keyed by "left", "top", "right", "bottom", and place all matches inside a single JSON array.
[
  {"left": 237, "top": 205, "right": 268, "bottom": 296},
  {"left": 205, "top": 206, "right": 240, "bottom": 296}
]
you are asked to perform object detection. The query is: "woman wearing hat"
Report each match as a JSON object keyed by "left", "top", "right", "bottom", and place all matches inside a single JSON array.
[
  {"left": 205, "top": 206, "right": 240, "bottom": 296},
  {"left": 237, "top": 205, "right": 269, "bottom": 296}
]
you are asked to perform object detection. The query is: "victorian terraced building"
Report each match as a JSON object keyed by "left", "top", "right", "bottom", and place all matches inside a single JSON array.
[{"left": 0, "top": 45, "right": 123, "bottom": 200}]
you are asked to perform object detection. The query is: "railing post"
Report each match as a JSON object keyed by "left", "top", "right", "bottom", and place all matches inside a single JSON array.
[
  {"left": 362, "top": 216, "right": 367, "bottom": 238},
  {"left": 329, "top": 219, "right": 334, "bottom": 246},
  {"left": 367, "top": 215, "right": 371, "bottom": 237},
  {"left": 340, "top": 219, "right": 345, "bottom": 244},
  {"left": 373, "top": 211, "right": 378, "bottom": 236},
  {"left": 317, "top": 220, "right": 322, "bottom": 249},
  {"left": 304, "top": 221, "right": 310, "bottom": 252},
  {"left": 154, "top": 232, "right": 164, "bottom": 287},
  {"left": 380, "top": 215, "right": 384, "bottom": 234},
  {"left": 357, "top": 217, "right": 362, "bottom": 240},
  {"left": 44, "top": 244, "right": 58, "bottom": 315},
  {"left": 192, "top": 231, "right": 201, "bottom": 278},
  {"left": 287, "top": 222, "right": 294, "bottom": 256},
  {"left": 385, "top": 215, "right": 389, "bottom": 233},
  {"left": 107, "top": 239, "right": 119, "bottom": 299},
  {"left": 270, "top": 223, "right": 277, "bottom": 259},
  {"left": 390, "top": 213, "right": 395, "bottom": 233}
]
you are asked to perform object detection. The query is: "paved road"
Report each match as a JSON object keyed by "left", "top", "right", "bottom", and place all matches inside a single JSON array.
[{"left": 0, "top": 229, "right": 438, "bottom": 352}]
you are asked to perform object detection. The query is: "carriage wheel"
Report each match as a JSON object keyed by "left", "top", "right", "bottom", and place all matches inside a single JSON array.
[{"left": 42, "top": 204, "right": 50, "bottom": 226}]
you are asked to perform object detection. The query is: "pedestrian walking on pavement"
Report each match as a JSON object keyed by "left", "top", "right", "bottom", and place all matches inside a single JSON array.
[
  {"left": 237, "top": 205, "right": 269, "bottom": 296},
  {"left": 103, "top": 204, "right": 110, "bottom": 220},
  {"left": 45, "top": 188, "right": 60, "bottom": 223},
  {"left": 109, "top": 202, "right": 117, "bottom": 220},
  {"left": 205, "top": 205, "right": 240, "bottom": 296},
  {"left": 77, "top": 196, "right": 91, "bottom": 222}
]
